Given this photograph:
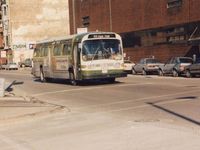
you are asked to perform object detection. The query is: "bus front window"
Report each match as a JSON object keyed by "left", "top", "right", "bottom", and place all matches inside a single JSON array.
[{"left": 82, "top": 39, "right": 122, "bottom": 61}]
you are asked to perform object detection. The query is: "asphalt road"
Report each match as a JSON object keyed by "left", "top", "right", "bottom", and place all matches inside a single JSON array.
[{"left": 0, "top": 69, "right": 200, "bottom": 150}]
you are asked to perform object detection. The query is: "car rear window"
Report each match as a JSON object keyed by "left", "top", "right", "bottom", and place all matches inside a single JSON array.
[{"left": 179, "top": 58, "right": 193, "bottom": 63}]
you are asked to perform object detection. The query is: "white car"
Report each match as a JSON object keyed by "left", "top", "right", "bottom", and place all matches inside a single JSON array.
[
  {"left": 2, "top": 63, "right": 19, "bottom": 70},
  {"left": 124, "top": 60, "right": 135, "bottom": 74}
]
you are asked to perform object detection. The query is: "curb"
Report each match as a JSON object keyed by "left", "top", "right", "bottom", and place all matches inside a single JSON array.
[{"left": 0, "top": 95, "right": 70, "bottom": 126}]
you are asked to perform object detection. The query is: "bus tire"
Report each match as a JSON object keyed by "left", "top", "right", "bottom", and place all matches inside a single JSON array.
[
  {"left": 69, "top": 72, "right": 77, "bottom": 86},
  {"left": 40, "top": 69, "right": 45, "bottom": 82}
]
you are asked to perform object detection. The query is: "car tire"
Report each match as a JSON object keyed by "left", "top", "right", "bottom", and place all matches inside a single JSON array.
[
  {"left": 142, "top": 69, "right": 147, "bottom": 75},
  {"left": 158, "top": 69, "right": 163, "bottom": 76},
  {"left": 186, "top": 70, "right": 192, "bottom": 78},
  {"left": 132, "top": 69, "right": 136, "bottom": 75},
  {"left": 172, "top": 69, "right": 179, "bottom": 77}
]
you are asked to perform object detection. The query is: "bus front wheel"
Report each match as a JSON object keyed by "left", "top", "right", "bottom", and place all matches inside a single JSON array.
[{"left": 40, "top": 70, "right": 45, "bottom": 82}]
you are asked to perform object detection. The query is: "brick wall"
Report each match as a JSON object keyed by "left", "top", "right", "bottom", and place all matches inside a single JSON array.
[{"left": 69, "top": 0, "right": 200, "bottom": 62}]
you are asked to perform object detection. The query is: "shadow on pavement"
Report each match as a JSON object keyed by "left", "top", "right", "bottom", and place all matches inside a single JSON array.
[
  {"left": 147, "top": 101, "right": 200, "bottom": 126},
  {"left": 33, "top": 78, "right": 123, "bottom": 86}
]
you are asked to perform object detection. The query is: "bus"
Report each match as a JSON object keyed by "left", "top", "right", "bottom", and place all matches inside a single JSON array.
[{"left": 32, "top": 32, "right": 127, "bottom": 85}]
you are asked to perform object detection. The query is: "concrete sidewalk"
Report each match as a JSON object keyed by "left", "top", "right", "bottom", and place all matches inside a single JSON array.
[{"left": 0, "top": 87, "right": 64, "bottom": 125}]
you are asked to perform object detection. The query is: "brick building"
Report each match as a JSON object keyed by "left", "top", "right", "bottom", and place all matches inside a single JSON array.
[{"left": 69, "top": 0, "right": 200, "bottom": 62}]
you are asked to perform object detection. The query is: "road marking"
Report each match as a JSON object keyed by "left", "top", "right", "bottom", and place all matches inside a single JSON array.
[
  {"left": 32, "top": 82, "right": 153, "bottom": 97},
  {"left": 108, "top": 98, "right": 194, "bottom": 113},
  {"left": 72, "top": 88, "right": 200, "bottom": 111}
]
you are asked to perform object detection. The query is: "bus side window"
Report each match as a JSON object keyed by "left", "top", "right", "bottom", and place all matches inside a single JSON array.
[
  {"left": 40, "top": 47, "right": 44, "bottom": 57},
  {"left": 36, "top": 48, "right": 41, "bottom": 57},
  {"left": 63, "top": 44, "right": 71, "bottom": 55},
  {"left": 53, "top": 45, "right": 62, "bottom": 56},
  {"left": 43, "top": 47, "right": 48, "bottom": 57},
  {"left": 34, "top": 48, "right": 38, "bottom": 57}
]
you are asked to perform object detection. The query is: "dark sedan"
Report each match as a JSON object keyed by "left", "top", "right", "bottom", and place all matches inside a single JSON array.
[{"left": 184, "top": 58, "right": 200, "bottom": 78}]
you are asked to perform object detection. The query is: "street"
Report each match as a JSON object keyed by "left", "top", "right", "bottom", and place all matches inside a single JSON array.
[{"left": 0, "top": 69, "right": 200, "bottom": 150}]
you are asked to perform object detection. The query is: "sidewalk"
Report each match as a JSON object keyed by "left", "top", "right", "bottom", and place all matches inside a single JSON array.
[{"left": 0, "top": 84, "right": 64, "bottom": 125}]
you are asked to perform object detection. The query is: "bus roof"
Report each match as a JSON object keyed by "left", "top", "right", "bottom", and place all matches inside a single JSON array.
[{"left": 36, "top": 32, "right": 118, "bottom": 45}]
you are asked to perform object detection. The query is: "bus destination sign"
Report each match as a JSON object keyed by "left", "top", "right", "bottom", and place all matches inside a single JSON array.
[{"left": 88, "top": 34, "right": 116, "bottom": 39}]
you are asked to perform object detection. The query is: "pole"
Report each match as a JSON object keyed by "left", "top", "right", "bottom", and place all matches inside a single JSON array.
[
  {"left": 72, "top": 0, "right": 76, "bottom": 34},
  {"left": 109, "top": 0, "right": 112, "bottom": 32}
]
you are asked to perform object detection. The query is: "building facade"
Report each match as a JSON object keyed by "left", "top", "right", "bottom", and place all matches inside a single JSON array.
[
  {"left": 0, "top": 0, "right": 10, "bottom": 65},
  {"left": 1, "top": 0, "right": 70, "bottom": 64},
  {"left": 69, "top": 0, "right": 200, "bottom": 62}
]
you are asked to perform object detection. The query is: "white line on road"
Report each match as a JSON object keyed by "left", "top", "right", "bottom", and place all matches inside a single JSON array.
[
  {"left": 73, "top": 88, "right": 200, "bottom": 110},
  {"left": 32, "top": 82, "right": 153, "bottom": 97}
]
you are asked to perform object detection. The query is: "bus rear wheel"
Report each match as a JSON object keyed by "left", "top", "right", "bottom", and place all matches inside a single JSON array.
[{"left": 69, "top": 72, "right": 77, "bottom": 86}]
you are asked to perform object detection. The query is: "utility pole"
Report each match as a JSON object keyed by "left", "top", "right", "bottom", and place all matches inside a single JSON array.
[
  {"left": 72, "top": 0, "right": 76, "bottom": 34},
  {"left": 109, "top": 0, "right": 112, "bottom": 32}
]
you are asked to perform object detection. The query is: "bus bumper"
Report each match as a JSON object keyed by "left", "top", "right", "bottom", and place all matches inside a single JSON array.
[{"left": 80, "top": 70, "right": 127, "bottom": 80}]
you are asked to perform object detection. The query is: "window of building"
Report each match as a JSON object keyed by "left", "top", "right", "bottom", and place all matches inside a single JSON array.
[
  {"left": 121, "top": 32, "right": 141, "bottom": 48},
  {"left": 167, "top": 0, "right": 182, "bottom": 9},
  {"left": 82, "top": 16, "right": 90, "bottom": 27},
  {"left": 3, "top": 6, "right": 7, "bottom": 16}
]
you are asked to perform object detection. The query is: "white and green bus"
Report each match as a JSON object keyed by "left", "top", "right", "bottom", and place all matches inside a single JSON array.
[{"left": 32, "top": 32, "right": 127, "bottom": 85}]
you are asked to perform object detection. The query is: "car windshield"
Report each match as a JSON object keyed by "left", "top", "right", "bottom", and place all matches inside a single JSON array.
[
  {"left": 82, "top": 39, "right": 122, "bottom": 61},
  {"left": 146, "top": 59, "right": 160, "bottom": 64},
  {"left": 196, "top": 59, "right": 200, "bottom": 63},
  {"left": 179, "top": 58, "right": 193, "bottom": 63},
  {"left": 124, "top": 60, "right": 132, "bottom": 63}
]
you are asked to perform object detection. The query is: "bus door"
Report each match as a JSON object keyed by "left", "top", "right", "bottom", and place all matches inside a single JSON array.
[
  {"left": 44, "top": 45, "right": 52, "bottom": 77},
  {"left": 72, "top": 42, "right": 81, "bottom": 80}
]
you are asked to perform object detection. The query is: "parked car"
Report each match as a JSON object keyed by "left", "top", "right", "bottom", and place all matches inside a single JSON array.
[
  {"left": 132, "top": 58, "right": 163, "bottom": 75},
  {"left": 123, "top": 60, "right": 135, "bottom": 74},
  {"left": 184, "top": 58, "right": 200, "bottom": 78},
  {"left": 19, "top": 58, "right": 32, "bottom": 67},
  {"left": 158, "top": 57, "right": 193, "bottom": 77},
  {"left": 1, "top": 63, "right": 19, "bottom": 70}
]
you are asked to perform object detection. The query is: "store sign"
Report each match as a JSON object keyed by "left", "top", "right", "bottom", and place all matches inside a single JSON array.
[
  {"left": 77, "top": 28, "right": 88, "bottom": 34},
  {"left": 0, "top": 51, "right": 6, "bottom": 58},
  {"left": 13, "top": 44, "right": 27, "bottom": 50}
]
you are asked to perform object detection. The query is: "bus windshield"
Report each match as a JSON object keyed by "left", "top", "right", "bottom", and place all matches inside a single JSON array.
[{"left": 82, "top": 39, "right": 122, "bottom": 61}]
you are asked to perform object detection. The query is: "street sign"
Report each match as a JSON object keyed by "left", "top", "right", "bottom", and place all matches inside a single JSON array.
[
  {"left": 77, "top": 28, "right": 88, "bottom": 34},
  {"left": 0, "top": 78, "right": 5, "bottom": 97}
]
